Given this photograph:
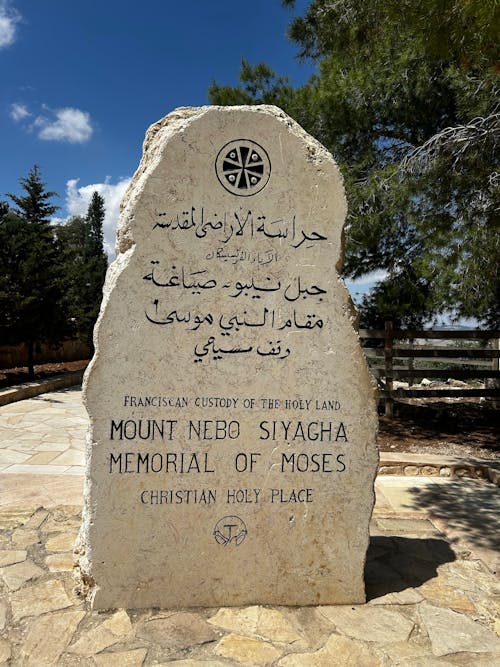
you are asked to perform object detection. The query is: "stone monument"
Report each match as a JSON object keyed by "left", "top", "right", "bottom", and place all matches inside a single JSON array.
[{"left": 78, "top": 105, "right": 378, "bottom": 609}]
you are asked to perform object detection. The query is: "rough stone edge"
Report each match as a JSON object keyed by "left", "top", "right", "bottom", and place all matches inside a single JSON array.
[
  {"left": 0, "top": 371, "right": 85, "bottom": 407},
  {"left": 116, "top": 106, "right": 206, "bottom": 254},
  {"left": 76, "top": 250, "right": 134, "bottom": 606},
  {"left": 116, "top": 104, "right": 343, "bottom": 255}
]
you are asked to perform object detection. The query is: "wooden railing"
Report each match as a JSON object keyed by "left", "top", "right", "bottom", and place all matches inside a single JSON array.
[{"left": 359, "top": 322, "right": 500, "bottom": 416}]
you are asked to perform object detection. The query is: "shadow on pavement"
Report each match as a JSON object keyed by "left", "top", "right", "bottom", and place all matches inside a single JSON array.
[
  {"left": 365, "top": 535, "right": 455, "bottom": 600},
  {"left": 31, "top": 386, "right": 82, "bottom": 403},
  {"left": 31, "top": 396, "right": 64, "bottom": 403},
  {"left": 406, "top": 480, "right": 500, "bottom": 551}
]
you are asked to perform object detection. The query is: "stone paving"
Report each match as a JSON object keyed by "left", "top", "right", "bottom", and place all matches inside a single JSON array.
[
  {"left": 0, "top": 505, "right": 499, "bottom": 666},
  {"left": 0, "top": 388, "right": 86, "bottom": 476},
  {"left": 0, "top": 388, "right": 499, "bottom": 665}
]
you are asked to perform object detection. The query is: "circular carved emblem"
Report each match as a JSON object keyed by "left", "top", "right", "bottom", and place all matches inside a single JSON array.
[
  {"left": 215, "top": 139, "right": 271, "bottom": 196},
  {"left": 213, "top": 515, "right": 247, "bottom": 546}
]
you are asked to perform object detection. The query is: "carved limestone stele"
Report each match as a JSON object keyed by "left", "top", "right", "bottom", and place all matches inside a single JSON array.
[{"left": 77, "top": 105, "right": 379, "bottom": 610}]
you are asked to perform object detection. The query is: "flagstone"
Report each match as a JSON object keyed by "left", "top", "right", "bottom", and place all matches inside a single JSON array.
[
  {"left": 41, "top": 513, "right": 81, "bottom": 533},
  {"left": 21, "top": 610, "right": 85, "bottom": 666},
  {"left": 45, "top": 552, "right": 75, "bottom": 571},
  {"left": 442, "top": 560, "right": 500, "bottom": 596},
  {"left": 34, "top": 442, "right": 69, "bottom": 452},
  {"left": 208, "top": 606, "right": 303, "bottom": 644},
  {"left": 0, "top": 601, "right": 6, "bottom": 630},
  {"left": 317, "top": 605, "right": 414, "bottom": 643},
  {"left": 94, "top": 648, "right": 148, "bottom": 667},
  {"left": 46, "top": 531, "right": 77, "bottom": 551},
  {"left": 0, "top": 451, "right": 30, "bottom": 465},
  {"left": 24, "top": 451, "right": 60, "bottom": 465},
  {"left": 5, "top": 464, "right": 69, "bottom": 474},
  {"left": 369, "top": 587, "right": 423, "bottom": 606},
  {"left": 215, "top": 633, "right": 284, "bottom": 665},
  {"left": 419, "top": 602, "right": 500, "bottom": 656},
  {"left": 0, "top": 549, "right": 27, "bottom": 567},
  {"left": 419, "top": 579, "right": 477, "bottom": 614},
  {"left": 393, "top": 658, "right": 455, "bottom": 666},
  {"left": 15, "top": 507, "right": 44, "bottom": 529},
  {"left": 0, "top": 638, "right": 11, "bottom": 664},
  {"left": 50, "top": 449, "right": 84, "bottom": 466},
  {"left": 277, "top": 634, "right": 382, "bottom": 666},
  {"left": 377, "top": 639, "right": 433, "bottom": 663},
  {"left": 65, "top": 465, "right": 85, "bottom": 475},
  {"left": 11, "top": 579, "right": 73, "bottom": 621},
  {"left": 10, "top": 442, "right": 44, "bottom": 452},
  {"left": 154, "top": 661, "right": 227, "bottom": 667},
  {"left": 136, "top": 612, "right": 218, "bottom": 650},
  {"left": 0, "top": 559, "right": 44, "bottom": 591},
  {"left": 11, "top": 528, "right": 40, "bottom": 547},
  {"left": 69, "top": 610, "right": 133, "bottom": 656}
]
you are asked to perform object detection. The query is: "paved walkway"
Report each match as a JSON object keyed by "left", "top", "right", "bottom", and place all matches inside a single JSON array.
[
  {"left": 0, "top": 387, "right": 86, "bottom": 476},
  {"left": 0, "top": 388, "right": 499, "bottom": 664}
]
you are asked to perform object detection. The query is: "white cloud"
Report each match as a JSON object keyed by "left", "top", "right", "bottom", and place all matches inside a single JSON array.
[
  {"left": 0, "top": 1, "right": 20, "bottom": 49},
  {"left": 9, "top": 103, "right": 94, "bottom": 143},
  {"left": 344, "top": 269, "right": 389, "bottom": 299},
  {"left": 347, "top": 269, "right": 389, "bottom": 287},
  {"left": 10, "top": 102, "right": 30, "bottom": 121},
  {"left": 60, "top": 177, "right": 132, "bottom": 258},
  {"left": 34, "top": 107, "right": 93, "bottom": 143}
]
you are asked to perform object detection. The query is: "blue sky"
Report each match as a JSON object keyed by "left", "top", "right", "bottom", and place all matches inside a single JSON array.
[{"left": 1, "top": 0, "right": 381, "bottom": 297}]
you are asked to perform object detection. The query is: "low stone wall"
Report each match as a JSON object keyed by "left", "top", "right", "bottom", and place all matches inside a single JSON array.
[
  {"left": 379, "top": 452, "right": 500, "bottom": 486},
  {"left": 0, "top": 371, "right": 85, "bottom": 407}
]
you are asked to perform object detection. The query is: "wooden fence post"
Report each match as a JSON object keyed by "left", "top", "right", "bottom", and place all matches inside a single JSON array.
[
  {"left": 384, "top": 320, "right": 394, "bottom": 417},
  {"left": 493, "top": 338, "right": 500, "bottom": 373},
  {"left": 408, "top": 336, "right": 414, "bottom": 387},
  {"left": 491, "top": 337, "right": 500, "bottom": 409}
]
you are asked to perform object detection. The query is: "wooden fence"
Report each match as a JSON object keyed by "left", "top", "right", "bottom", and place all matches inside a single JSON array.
[{"left": 359, "top": 322, "right": 500, "bottom": 416}]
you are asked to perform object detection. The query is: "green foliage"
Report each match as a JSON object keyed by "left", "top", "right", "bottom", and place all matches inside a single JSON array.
[
  {"left": 86, "top": 191, "right": 105, "bottom": 250},
  {"left": 7, "top": 165, "right": 58, "bottom": 224},
  {"left": 210, "top": 0, "right": 500, "bottom": 327},
  {"left": 1, "top": 171, "right": 68, "bottom": 376},
  {"left": 1, "top": 171, "right": 108, "bottom": 376},
  {"left": 358, "top": 269, "right": 433, "bottom": 329},
  {"left": 56, "top": 191, "right": 107, "bottom": 348},
  {"left": 83, "top": 192, "right": 108, "bottom": 345},
  {"left": 209, "top": 59, "right": 296, "bottom": 108}
]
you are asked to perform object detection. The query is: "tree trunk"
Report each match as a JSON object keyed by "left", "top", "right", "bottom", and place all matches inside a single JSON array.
[{"left": 27, "top": 340, "right": 35, "bottom": 379}]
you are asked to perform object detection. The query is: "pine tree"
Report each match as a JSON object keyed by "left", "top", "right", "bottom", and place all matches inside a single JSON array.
[
  {"left": 83, "top": 192, "right": 107, "bottom": 347},
  {"left": 57, "top": 191, "right": 108, "bottom": 348},
  {"left": 86, "top": 191, "right": 105, "bottom": 251},
  {"left": 2, "top": 167, "right": 67, "bottom": 377},
  {"left": 209, "top": 0, "right": 499, "bottom": 326},
  {"left": 7, "top": 165, "right": 58, "bottom": 224}
]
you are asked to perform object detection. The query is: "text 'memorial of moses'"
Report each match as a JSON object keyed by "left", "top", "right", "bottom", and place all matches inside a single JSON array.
[{"left": 78, "top": 106, "right": 379, "bottom": 609}]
